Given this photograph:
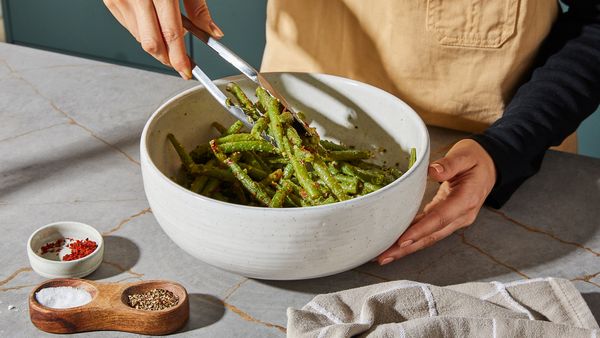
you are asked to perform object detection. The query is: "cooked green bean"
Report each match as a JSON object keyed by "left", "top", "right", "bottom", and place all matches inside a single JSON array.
[
  {"left": 216, "top": 133, "right": 257, "bottom": 143},
  {"left": 326, "top": 150, "right": 372, "bottom": 161},
  {"left": 223, "top": 120, "right": 245, "bottom": 136},
  {"left": 167, "top": 133, "right": 196, "bottom": 172},
  {"left": 408, "top": 147, "right": 417, "bottom": 170},
  {"left": 320, "top": 139, "right": 348, "bottom": 151},
  {"left": 251, "top": 117, "right": 268, "bottom": 138},
  {"left": 260, "top": 169, "right": 283, "bottom": 186},
  {"left": 335, "top": 174, "right": 360, "bottom": 195},
  {"left": 269, "top": 180, "right": 292, "bottom": 208},
  {"left": 218, "top": 141, "right": 278, "bottom": 154},
  {"left": 201, "top": 177, "right": 221, "bottom": 196},
  {"left": 313, "top": 158, "right": 349, "bottom": 201},
  {"left": 190, "top": 176, "right": 209, "bottom": 193},
  {"left": 168, "top": 82, "right": 415, "bottom": 207},
  {"left": 340, "top": 162, "right": 386, "bottom": 185},
  {"left": 210, "top": 140, "right": 271, "bottom": 206},
  {"left": 226, "top": 82, "right": 261, "bottom": 121}
]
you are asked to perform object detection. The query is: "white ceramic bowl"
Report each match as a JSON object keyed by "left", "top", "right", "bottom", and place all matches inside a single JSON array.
[
  {"left": 141, "top": 73, "right": 430, "bottom": 280},
  {"left": 27, "top": 221, "right": 104, "bottom": 278}
]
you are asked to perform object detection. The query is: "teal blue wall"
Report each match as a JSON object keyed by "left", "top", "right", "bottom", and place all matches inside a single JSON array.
[
  {"left": 2, "top": 0, "right": 266, "bottom": 79},
  {"left": 578, "top": 107, "right": 600, "bottom": 158}
]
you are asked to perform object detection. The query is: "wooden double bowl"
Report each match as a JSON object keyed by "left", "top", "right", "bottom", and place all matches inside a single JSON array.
[{"left": 29, "top": 278, "right": 189, "bottom": 335}]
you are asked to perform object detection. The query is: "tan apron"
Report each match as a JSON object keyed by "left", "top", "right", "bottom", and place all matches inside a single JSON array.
[{"left": 261, "top": 0, "right": 576, "bottom": 151}]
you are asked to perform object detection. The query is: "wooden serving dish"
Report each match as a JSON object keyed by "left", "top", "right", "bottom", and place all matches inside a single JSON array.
[{"left": 29, "top": 278, "right": 189, "bottom": 335}]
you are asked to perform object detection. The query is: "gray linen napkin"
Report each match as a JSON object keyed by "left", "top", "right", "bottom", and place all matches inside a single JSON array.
[{"left": 287, "top": 278, "right": 599, "bottom": 337}]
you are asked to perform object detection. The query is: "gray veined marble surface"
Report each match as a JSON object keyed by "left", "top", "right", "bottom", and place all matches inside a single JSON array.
[{"left": 1, "top": 42, "right": 599, "bottom": 337}]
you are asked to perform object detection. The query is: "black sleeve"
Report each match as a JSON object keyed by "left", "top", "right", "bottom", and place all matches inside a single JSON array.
[{"left": 471, "top": 0, "right": 600, "bottom": 208}]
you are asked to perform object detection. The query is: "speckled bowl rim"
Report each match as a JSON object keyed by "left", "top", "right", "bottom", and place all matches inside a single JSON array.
[
  {"left": 27, "top": 221, "right": 104, "bottom": 265},
  {"left": 141, "top": 72, "right": 430, "bottom": 212}
]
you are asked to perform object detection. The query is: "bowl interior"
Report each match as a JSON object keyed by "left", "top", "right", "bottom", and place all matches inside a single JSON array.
[
  {"left": 145, "top": 73, "right": 429, "bottom": 195},
  {"left": 29, "top": 222, "right": 103, "bottom": 262}
]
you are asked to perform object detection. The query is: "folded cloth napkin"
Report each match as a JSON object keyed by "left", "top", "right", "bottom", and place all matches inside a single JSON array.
[{"left": 287, "top": 278, "right": 599, "bottom": 337}]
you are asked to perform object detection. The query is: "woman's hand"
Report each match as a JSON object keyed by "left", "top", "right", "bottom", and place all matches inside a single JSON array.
[
  {"left": 103, "top": 0, "right": 224, "bottom": 79},
  {"left": 377, "top": 139, "right": 497, "bottom": 265}
]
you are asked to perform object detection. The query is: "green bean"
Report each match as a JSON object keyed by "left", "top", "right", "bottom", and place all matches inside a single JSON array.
[
  {"left": 251, "top": 117, "right": 268, "bottom": 138},
  {"left": 320, "top": 196, "right": 337, "bottom": 204},
  {"left": 297, "top": 111, "right": 307, "bottom": 122},
  {"left": 340, "top": 162, "right": 386, "bottom": 185},
  {"left": 226, "top": 83, "right": 262, "bottom": 121},
  {"left": 269, "top": 180, "right": 292, "bottom": 208},
  {"left": 250, "top": 152, "right": 271, "bottom": 172},
  {"left": 387, "top": 167, "right": 403, "bottom": 179},
  {"left": 287, "top": 141, "right": 320, "bottom": 199},
  {"left": 327, "top": 162, "right": 340, "bottom": 175},
  {"left": 167, "top": 133, "right": 198, "bottom": 173},
  {"left": 294, "top": 145, "right": 315, "bottom": 162},
  {"left": 257, "top": 87, "right": 285, "bottom": 152},
  {"left": 320, "top": 139, "right": 348, "bottom": 151},
  {"left": 216, "top": 133, "right": 257, "bottom": 143},
  {"left": 212, "top": 192, "right": 230, "bottom": 202},
  {"left": 218, "top": 141, "right": 279, "bottom": 154},
  {"left": 223, "top": 120, "right": 245, "bottom": 136},
  {"left": 408, "top": 147, "right": 417, "bottom": 170},
  {"left": 326, "top": 150, "right": 372, "bottom": 161},
  {"left": 201, "top": 178, "right": 221, "bottom": 196},
  {"left": 238, "top": 163, "right": 269, "bottom": 180},
  {"left": 260, "top": 169, "right": 283, "bottom": 186},
  {"left": 232, "top": 181, "right": 248, "bottom": 204},
  {"left": 280, "top": 111, "right": 293, "bottom": 125},
  {"left": 210, "top": 140, "right": 271, "bottom": 206},
  {"left": 313, "top": 158, "right": 348, "bottom": 201},
  {"left": 284, "top": 193, "right": 301, "bottom": 207},
  {"left": 190, "top": 144, "right": 211, "bottom": 164},
  {"left": 335, "top": 174, "right": 360, "bottom": 195},
  {"left": 361, "top": 182, "right": 382, "bottom": 195},
  {"left": 170, "top": 82, "right": 412, "bottom": 207},
  {"left": 283, "top": 163, "right": 294, "bottom": 179},
  {"left": 286, "top": 127, "right": 303, "bottom": 147},
  {"left": 190, "top": 176, "right": 209, "bottom": 193}
]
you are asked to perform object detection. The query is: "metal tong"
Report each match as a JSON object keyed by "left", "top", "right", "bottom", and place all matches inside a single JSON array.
[{"left": 181, "top": 15, "right": 313, "bottom": 137}]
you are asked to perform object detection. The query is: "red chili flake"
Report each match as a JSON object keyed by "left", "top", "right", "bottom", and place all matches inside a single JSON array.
[
  {"left": 40, "top": 239, "right": 64, "bottom": 255},
  {"left": 62, "top": 238, "right": 98, "bottom": 261}
]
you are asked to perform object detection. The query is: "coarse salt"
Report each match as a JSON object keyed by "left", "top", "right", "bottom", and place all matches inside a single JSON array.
[{"left": 35, "top": 286, "right": 92, "bottom": 309}]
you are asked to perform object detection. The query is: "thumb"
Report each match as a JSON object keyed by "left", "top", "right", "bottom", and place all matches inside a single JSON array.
[
  {"left": 184, "top": 0, "right": 224, "bottom": 38},
  {"left": 428, "top": 152, "right": 474, "bottom": 182}
]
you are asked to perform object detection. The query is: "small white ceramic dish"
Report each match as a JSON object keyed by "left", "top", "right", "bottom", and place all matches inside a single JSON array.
[
  {"left": 27, "top": 221, "right": 104, "bottom": 278},
  {"left": 141, "top": 73, "right": 430, "bottom": 280}
]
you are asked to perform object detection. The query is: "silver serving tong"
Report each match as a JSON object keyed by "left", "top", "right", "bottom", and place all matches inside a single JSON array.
[{"left": 181, "top": 15, "right": 314, "bottom": 137}]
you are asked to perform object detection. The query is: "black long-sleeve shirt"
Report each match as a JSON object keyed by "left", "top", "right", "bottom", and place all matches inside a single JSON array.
[{"left": 471, "top": 0, "right": 600, "bottom": 208}]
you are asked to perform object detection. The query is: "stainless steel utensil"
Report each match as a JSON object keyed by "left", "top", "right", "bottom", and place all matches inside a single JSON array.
[{"left": 181, "top": 15, "right": 313, "bottom": 137}]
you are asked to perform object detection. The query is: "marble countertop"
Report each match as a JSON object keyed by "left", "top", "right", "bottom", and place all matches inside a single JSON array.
[{"left": 1, "top": 43, "right": 599, "bottom": 337}]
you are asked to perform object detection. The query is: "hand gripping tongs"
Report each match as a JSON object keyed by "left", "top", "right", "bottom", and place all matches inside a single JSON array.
[{"left": 180, "top": 15, "right": 314, "bottom": 140}]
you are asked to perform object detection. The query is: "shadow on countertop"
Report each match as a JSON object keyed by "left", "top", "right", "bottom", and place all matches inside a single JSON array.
[
  {"left": 179, "top": 293, "right": 225, "bottom": 332},
  {"left": 87, "top": 235, "right": 140, "bottom": 280}
]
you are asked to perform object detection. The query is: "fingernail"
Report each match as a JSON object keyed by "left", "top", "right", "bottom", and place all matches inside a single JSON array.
[
  {"left": 430, "top": 163, "right": 444, "bottom": 173},
  {"left": 178, "top": 71, "right": 190, "bottom": 80},
  {"left": 399, "top": 240, "right": 413, "bottom": 248},
  {"left": 184, "top": 69, "right": 193, "bottom": 79},
  {"left": 380, "top": 257, "right": 393, "bottom": 265},
  {"left": 209, "top": 22, "right": 224, "bottom": 38}
]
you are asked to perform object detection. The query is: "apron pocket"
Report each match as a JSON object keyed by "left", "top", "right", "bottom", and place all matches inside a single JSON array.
[{"left": 426, "top": 0, "right": 520, "bottom": 48}]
